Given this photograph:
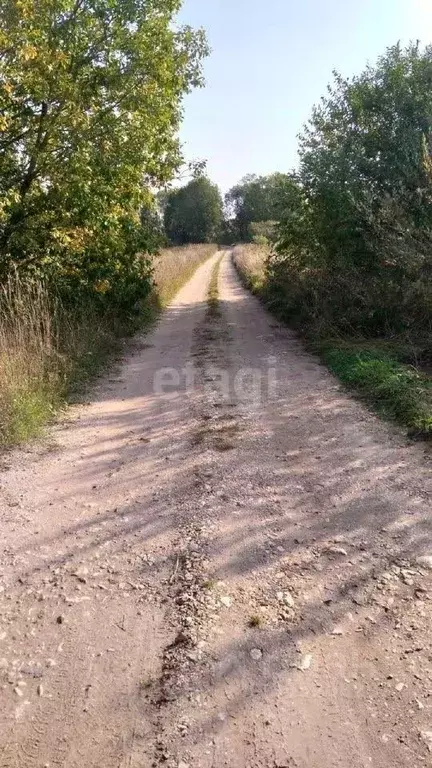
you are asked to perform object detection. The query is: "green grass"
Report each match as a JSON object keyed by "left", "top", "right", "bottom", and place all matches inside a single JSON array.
[
  {"left": 320, "top": 343, "right": 432, "bottom": 437},
  {"left": 2, "top": 390, "right": 55, "bottom": 445},
  {"left": 207, "top": 254, "right": 223, "bottom": 315}
]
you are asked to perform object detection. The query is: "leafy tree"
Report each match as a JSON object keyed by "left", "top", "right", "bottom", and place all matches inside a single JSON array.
[
  {"left": 225, "top": 173, "right": 287, "bottom": 241},
  {"left": 164, "top": 176, "right": 223, "bottom": 244},
  {"left": 0, "top": 0, "right": 208, "bottom": 305},
  {"left": 272, "top": 43, "right": 432, "bottom": 337}
]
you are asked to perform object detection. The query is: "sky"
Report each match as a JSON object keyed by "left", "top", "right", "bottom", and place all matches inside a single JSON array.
[{"left": 177, "top": 0, "right": 432, "bottom": 192}]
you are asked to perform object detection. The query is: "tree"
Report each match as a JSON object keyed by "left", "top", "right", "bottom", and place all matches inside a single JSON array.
[
  {"left": 0, "top": 0, "right": 208, "bottom": 304},
  {"left": 164, "top": 176, "right": 223, "bottom": 244},
  {"left": 272, "top": 42, "right": 432, "bottom": 336},
  {"left": 225, "top": 173, "right": 287, "bottom": 241}
]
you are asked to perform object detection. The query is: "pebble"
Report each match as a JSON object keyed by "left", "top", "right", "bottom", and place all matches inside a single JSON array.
[
  {"left": 250, "top": 648, "right": 263, "bottom": 661},
  {"left": 395, "top": 682, "right": 406, "bottom": 692},
  {"left": 327, "top": 546, "right": 348, "bottom": 556},
  {"left": 402, "top": 576, "right": 414, "bottom": 587},
  {"left": 299, "top": 653, "right": 313, "bottom": 671},
  {"left": 277, "top": 591, "right": 295, "bottom": 608},
  {"left": 416, "top": 555, "right": 432, "bottom": 570},
  {"left": 220, "top": 596, "right": 232, "bottom": 608},
  {"left": 420, "top": 731, "right": 432, "bottom": 752},
  {"left": 331, "top": 627, "right": 344, "bottom": 636}
]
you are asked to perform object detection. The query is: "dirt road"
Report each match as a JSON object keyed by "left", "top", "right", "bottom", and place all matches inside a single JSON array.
[{"left": 0, "top": 251, "right": 431, "bottom": 768}]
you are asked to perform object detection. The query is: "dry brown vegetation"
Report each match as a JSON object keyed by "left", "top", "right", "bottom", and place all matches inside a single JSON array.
[
  {"left": 154, "top": 244, "right": 217, "bottom": 306},
  {"left": 0, "top": 245, "right": 216, "bottom": 447},
  {"left": 232, "top": 244, "right": 268, "bottom": 293}
]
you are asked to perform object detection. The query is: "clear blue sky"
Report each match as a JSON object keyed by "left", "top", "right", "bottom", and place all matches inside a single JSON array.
[{"left": 177, "top": 0, "right": 432, "bottom": 192}]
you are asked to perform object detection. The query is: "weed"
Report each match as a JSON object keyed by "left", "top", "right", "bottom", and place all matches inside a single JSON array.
[
  {"left": 207, "top": 256, "right": 223, "bottom": 316},
  {"left": 248, "top": 614, "right": 262, "bottom": 628},
  {"left": 202, "top": 579, "right": 215, "bottom": 590}
]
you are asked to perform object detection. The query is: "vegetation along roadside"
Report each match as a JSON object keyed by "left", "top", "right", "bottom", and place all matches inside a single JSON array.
[
  {"left": 233, "top": 244, "right": 432, "bottom": 439},
  {"left": 0, "top": 245, "right": 216, "bottom": 448},
  {"left": 0, "top": 0, "right": 211, "bottom": 448}
]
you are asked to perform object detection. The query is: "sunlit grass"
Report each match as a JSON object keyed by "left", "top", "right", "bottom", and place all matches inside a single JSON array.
[{"left": 0, "top": 245, "right": 217, "bottom": 448}]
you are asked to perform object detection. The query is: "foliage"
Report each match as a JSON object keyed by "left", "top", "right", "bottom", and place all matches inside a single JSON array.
[
  {"left": 163, "top": 176, "right": 223, "bottom": 244},
  {"left": 271, "top": 43, "right": 432, "bottom": 343},
  {"left": 0, "top": 0, "right": 209, "bottom": 307},
  {"left": 233, "top": 44, "right": 432, "bottom": 437},
  {"left": 225, "top": 173, "right": 287, "bottom": 242}
]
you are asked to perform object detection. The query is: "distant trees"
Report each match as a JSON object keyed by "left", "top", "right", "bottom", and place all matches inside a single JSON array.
[
  {"left": 225, "top": 174, "right": 287, "bottom": 242},
  {"left": 164, "top": 177, "right": 223, "bottom": 245},
  {"left": 162, "top": 172, "right": 291, "bottom": 247}
]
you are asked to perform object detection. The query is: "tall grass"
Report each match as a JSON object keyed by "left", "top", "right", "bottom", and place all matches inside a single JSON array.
[
  {"left": 232, "top": 244, "right": 268, "bottom": 294},
  {"left": 0, "top": 245, "right": 216, "bottom": 447},
  {"left": 153, "top": 244, "right": 217, "bottom": 306},
  {"left": 0, "top": 274, "right": 64, "bottom": 444}
]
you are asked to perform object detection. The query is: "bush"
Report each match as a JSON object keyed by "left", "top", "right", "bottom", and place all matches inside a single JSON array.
[{"left": 271, "top": 43, "right": 432, "bottom": 350}]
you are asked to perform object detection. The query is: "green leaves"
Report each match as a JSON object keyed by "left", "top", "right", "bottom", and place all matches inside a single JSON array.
[
  {"left": 163, "top": 176, "right": 223, "bottom": 245},
  {"left": 272, "top": 42, "right": 432, "bottom": 340},
  {"left": 225, "top": 173, "right": 287, "bottom": 242},
  {"left": 0, "top": 0, "right": 208, "bottom": 303}
]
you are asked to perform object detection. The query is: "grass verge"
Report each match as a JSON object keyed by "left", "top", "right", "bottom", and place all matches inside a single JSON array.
[
  {"left": 0, "top": 245, "right": 216, "bottom": 448},
  {"left": 207, "top": 254, "right": 223, "bottom": 316},
  {"left": 233, "top": 244, "right": 432, "bottom": 439},
  {"left": 153, "top": 244, "right": 217, "bottom": 308}
]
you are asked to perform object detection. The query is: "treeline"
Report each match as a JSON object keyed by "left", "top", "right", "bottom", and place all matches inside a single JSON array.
[
  {"left": 161, "top": 171, "right": 284, "bottom": 246},
  {"left": 270, "top": 42, "right": 432, "bottom": 350},
  {"left": 169, "top": 43, "right": 432, "bottom": 363}
]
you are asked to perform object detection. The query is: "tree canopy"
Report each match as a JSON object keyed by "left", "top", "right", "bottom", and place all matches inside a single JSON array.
[
  {"left": 270, "top": 42, "right": 432, "bottom": 337},
  {"left": 0, "top": 0, "right": 208, "bottom": 304},
  {"left": 164, "top": 176, "right": 223, "bottom": 245},
  {"left": 225, "top": 173, "right": 287, "bottom": 242}
]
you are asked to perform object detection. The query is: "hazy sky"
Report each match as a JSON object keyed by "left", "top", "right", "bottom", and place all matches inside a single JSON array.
[{"left": 177, "top": 0, "right": 432, "bottom": 192}]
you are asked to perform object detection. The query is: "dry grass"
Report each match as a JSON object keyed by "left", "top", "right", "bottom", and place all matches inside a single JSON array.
[
  {"left": 0, "top": 274, "right": 65, "bottom": 445},
  {"left": 0, "top": 245, "right": 217, "bottom": 448},
  {"left": 232, "top": 244, "right": 269, "bottom": 292},
  {"left": 0, "top": 274, "right": 115, "bottom": 445},
  {"left": 154, "top": 244, "right": 217, "bottom": 307}
]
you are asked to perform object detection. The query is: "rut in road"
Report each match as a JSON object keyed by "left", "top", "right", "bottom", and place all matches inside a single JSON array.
[{"left": 0, "top": 250, "right": 431, "bottom": 768}]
